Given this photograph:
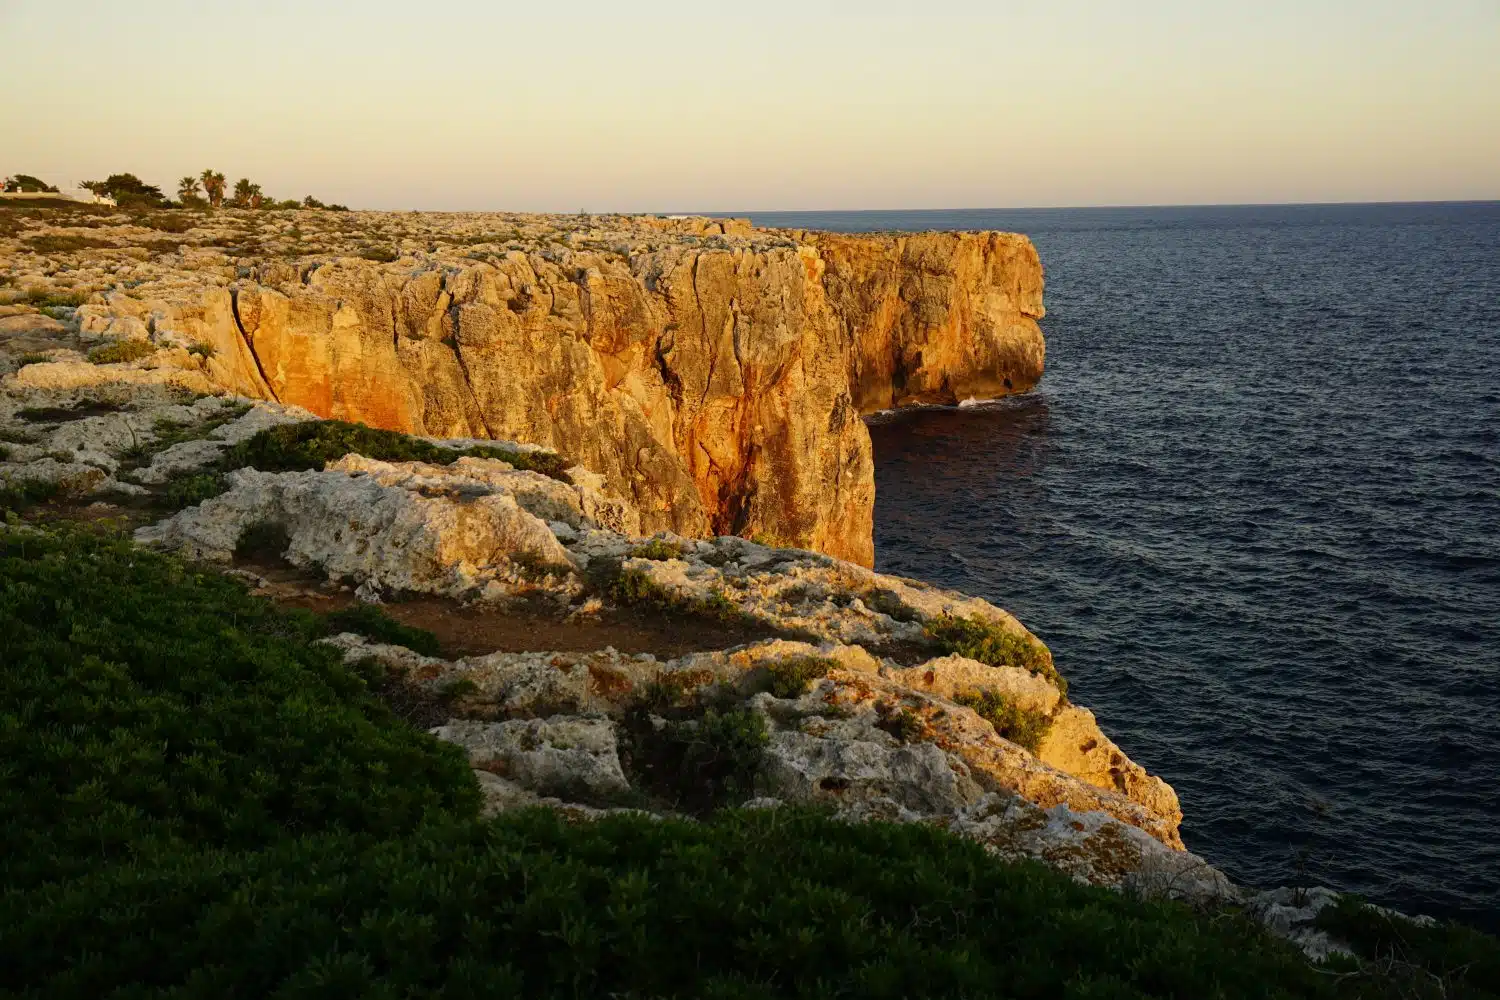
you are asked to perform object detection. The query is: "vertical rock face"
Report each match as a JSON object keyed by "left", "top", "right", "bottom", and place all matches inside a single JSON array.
[{"left": 154, "top": 221, "right": 1046, "bottom": 564}]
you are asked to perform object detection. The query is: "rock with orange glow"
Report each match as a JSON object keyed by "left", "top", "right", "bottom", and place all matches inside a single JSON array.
[{"left": 2, "top": 212, "right": 1046, "bottom": 565}]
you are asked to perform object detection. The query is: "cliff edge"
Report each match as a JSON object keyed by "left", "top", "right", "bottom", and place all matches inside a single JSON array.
[{"left": 2, "top": 211, "right": 1044, "bottom": 564}]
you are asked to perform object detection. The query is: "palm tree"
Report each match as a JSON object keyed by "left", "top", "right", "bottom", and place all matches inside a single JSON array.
[
  {"left": 200, "top": 169, "right": 226, "bottom": 208},
  {"left": 177, "top": 176, "right": 201, "bottom": 202}
]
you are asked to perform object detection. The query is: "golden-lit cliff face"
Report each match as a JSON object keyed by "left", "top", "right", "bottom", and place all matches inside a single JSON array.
[{"left": 9, "top": 213, "right": 1045, "bottom": 564}]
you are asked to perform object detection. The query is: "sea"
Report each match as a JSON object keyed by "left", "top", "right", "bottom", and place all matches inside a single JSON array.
[{"left": 746, "top": 203, "right": 1500, "bottom": 929}]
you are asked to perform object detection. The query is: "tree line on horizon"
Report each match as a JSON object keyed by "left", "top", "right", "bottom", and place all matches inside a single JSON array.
[{"left": 4, "top": 170, "right": 348, "bottom": 212}]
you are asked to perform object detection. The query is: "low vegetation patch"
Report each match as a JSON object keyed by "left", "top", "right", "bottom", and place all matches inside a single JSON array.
[
  {"left": 0, "top": 478, "right": 60, "bottom": 513},
  {"left": 87, "top": 339, "right": 157, "bottom": 365},
  {"left": 160, "top": 470, "right": 229, "bottom": 510},
  {"left": 954, "top": 688, "right": 1054, "bottom": 753},
  {"left": 23, "top": 234, "right": 116, "bottom": 254},
  {"left": 1316, "top": 897, "right": 1500, "bottom": 999},
  {"left": 874, "top": 702, "right": 927, "bottom": 743},
  {"left": 223, "top": 418, "right": 571, "bottom": 481},
  {"left": 628, "top": 536, "right": 686, "bottom": 560},
  {"left": 765, "top": 655, "right": 837, "bottom": 699},
  {"left": 16, "top": 400, "right": 128, "bottom": 423},
  {"left": 2, "top": 523, "right": 1497, "bottom": 997},
  {"left": 16, "top": 353, "right": 51, "bottom": 367},
  {"left": 119, "top": 405, "right": 251, "bottom": 471},
  {"left": 926, "top": 613, "right": 1067, "bottom": 696},
  {"left": 622, "top": 702, "right": 768, "bottom": 815},
  {"left": 323, "top": 602, "right": 443, "bottom": 657},
  {"left": 22, "top": 287, "right": 90, "bottom": 308},
  {"left": 602, "top": 562, "right": 748, "bottom": 624}
]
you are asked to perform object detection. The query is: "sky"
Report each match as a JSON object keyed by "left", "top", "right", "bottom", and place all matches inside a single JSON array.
[{"left": 2, "top": 0, "right": 1496, "bottom": 211}]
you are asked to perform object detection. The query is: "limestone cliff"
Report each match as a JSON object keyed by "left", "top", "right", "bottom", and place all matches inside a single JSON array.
[{"left": 37, "top": 215, "right": 1044, "bottom": 565}]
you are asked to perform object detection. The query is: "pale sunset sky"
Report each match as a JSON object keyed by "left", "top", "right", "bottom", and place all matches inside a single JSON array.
[{"left": 2, "top": 0, "right": 1496, "bottom": 211}]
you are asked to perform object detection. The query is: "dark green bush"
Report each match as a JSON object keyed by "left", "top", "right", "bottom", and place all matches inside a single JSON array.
[
  {"left": 16, "top": 353, "right": 50, "bottom": 366},
  {"left": 161, "top": 470, "right": 229, "bottom": 510},
  {"left": 954, "top": 688, "right": 1054, "bottom": 753},
  {"left": 925, "top": 613, "right": 1067, "bottom": 695},
  {"left": 0, "top": 525, "right": 478, "bottom": 896},
  {"left": 1316, "top": 897, "right": 1500, "bottom": 998},
  {"left": 323, "top": 602, "right": 442, "bottom": 657},
  {"left": 223, "top": 418, "right": 571, "bottom": 481},
  {"left": 0, "top": 478, "right": 59, "bottom": 512},
  {"left": 622, "top": 705, "right": 768, "bottom": 814},
  {"left": 87, "top": 339, "right": 156, "bottom": 364},
  {"left": 234, "top": 518, "right": 291, "bottom": 561}
]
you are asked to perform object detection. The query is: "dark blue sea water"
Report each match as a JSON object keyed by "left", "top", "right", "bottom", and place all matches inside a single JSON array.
[{"left": 751, "top": 204, "right": 1500, "bottom": 929}]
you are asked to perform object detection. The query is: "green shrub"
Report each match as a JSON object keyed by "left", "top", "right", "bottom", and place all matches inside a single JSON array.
[
  {"left": 0, "top": 428, "right": 37, "bottom": 444},
  {"left": 0, "top": 478, "right": 59, "bottom": 512},
  {"left": 186, "top": 341, "right": 217, "bottom": 358},
  {"left": 925, "top": 613, "right": 1066, "bottom": 696},
  {"left": 322, "top": 602, "right": 442, "bottom": 657},
  {"left": 766, "top": 656, "right": 836, "bottom": 699},
  {"left": 223, "top": 419, "right": 571, "bottom": 481},
  {"left": 160, "top": 471, "right": 229, "bottom": 510},
  {"left": 0, "top": 525, "right": 478, "bottom": 893},
  {"left": 0, "top": 445, "right": 8, "bottom": 462},
  {"left": 603, "top": 564, "right": 747, "bottom": 624},
  {"left": 1316, "top": 897, "right": 1500, "bottom": 998},
  {"left": 358, "top": 246, "right": 399, "bottom": 262},
  {"left": 87, "top": 339, "right": 156, "bottom": 365},
  {"left": 16, "top": 353, "right": 50, "bottom": 366},
  {"left": 234, "top": 519, "right": 291, "bottom": 562},
  {"left": 608, "top": 564, "right": 676, "bottom": 610},
  {"left": 954, "top": 689, "right": 1054, "bottom": 753},
  {"left": 623, "top": 705, "right": 767, "bottom": 814},
  {"left": 628, "top": 537, "right": 685, "bottom": 560}
]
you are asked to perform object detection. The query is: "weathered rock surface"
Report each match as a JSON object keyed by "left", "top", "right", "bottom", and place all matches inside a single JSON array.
[{"left": 3, "top": 210, "right": 1046, "bottom": 564}]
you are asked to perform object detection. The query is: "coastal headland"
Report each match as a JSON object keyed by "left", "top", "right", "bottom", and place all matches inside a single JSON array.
[{"left": 4, "top": 203, "right": 1484, "bottom": 989}]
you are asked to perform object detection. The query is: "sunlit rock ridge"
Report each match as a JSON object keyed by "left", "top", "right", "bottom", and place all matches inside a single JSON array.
[{"left": 5, "top": 211, "right": 1045, "bottom": 564}]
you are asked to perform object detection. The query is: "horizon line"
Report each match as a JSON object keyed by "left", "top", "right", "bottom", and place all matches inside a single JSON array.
[{"left": 681, "top": 198, "right": 1500, "bottom": 216}]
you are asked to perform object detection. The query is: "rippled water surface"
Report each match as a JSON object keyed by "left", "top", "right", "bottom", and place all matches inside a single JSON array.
[{"left": 753, "top": 204, "right": 1500, "bottom": 927}]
